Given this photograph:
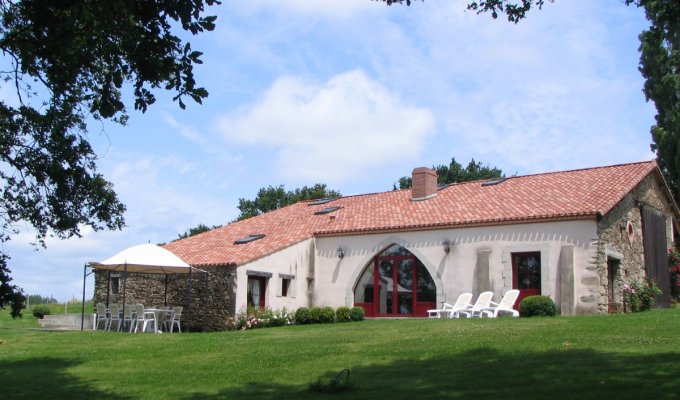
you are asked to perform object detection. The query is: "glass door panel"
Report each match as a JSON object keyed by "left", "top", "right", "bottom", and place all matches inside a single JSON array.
[
  {"left": 377, "top": 260, "right": 393, "bottom": 314},
  {"left": 397, "top": 259, "right": 414, "bottom": 315}
]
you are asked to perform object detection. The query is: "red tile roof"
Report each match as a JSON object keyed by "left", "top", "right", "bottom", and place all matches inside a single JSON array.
[{"left": 164, "top": 161, "right": 665, "bottom": 266}]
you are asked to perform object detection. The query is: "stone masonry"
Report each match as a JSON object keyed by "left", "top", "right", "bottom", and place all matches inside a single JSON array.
[
  {"left": 593, "top": 173, "right": 674, "bottom": 313},
  {"left": 94, "top": 264, "right": 237, "bottom": 331}
]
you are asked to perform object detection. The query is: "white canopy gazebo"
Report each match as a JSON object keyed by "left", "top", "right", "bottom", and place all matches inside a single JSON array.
[{"left": 81, "top": 244, "right": 207, "bottom": 331}]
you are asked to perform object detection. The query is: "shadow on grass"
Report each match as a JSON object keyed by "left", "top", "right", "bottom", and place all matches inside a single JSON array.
[
  {"left": 0, "top": 357, "right": 133, "bottom": 400},
  {"left": 183, "top": 348, "right": 680, "bottom": 400}
]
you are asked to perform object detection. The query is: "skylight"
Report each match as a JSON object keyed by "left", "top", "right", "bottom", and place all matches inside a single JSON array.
[
  {"left": 308, "top": 198, "right": 335, "bottom": 206},
  {"left": 234, "top": 234, "right": 266, "bottom": 244},
  {"left": 482, "top": 177, "right": 508, "bottom": 187},
  {"left": 314, "top": 206, "right": 341, "bottom": 215}
]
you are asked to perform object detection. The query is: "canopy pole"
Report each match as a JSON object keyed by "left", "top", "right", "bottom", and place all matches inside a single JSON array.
[
  {"left": 188, "top": 268, "right": 193, "bottom": 332},
  {"left": 81, "top": 264, "right": 87, "bottom": 331},
  {"left": 106, "top": 270, "right": 111, "bottom": 306},
  {"left": 164, "top": 275, "right": 168, "bottom": 306},
  {"left": 203, "top": 271, "right": 209, "bottom": 332},
  {"left": 121, "top": 262, "right": 128, "bottom": 330}
]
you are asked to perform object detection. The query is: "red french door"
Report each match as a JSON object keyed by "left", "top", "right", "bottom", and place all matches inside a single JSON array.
[
  {"left": 375, "top": 256, "right": 415, "bottom": 316},
  {"left": 512, "top": 252, "right": 541, "bottom": 308},
  {"left": 354, "top": 244, "right": 436, "bottom": 317}
]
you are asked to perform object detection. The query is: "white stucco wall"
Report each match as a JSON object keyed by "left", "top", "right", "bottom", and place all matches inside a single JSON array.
[
  {"left": 235, "top": 239, "right": 314, "bottom": 312},
  {"left": 312, "top": 220, "right": 599, "bottom": 314},
  {"left": 234, "top": 220, "right": 599, "bottom": 315}
]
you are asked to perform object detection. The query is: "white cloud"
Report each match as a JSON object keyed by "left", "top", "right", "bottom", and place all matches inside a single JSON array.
[{"left": 216, "top": 70, "right": 435, "bottom": 183}]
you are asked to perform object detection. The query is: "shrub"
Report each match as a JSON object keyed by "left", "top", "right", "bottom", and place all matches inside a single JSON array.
[
  {"left": 226, "top": 306, "right": 261, "bottom": 330},
  {"left": 519, "top": 296, "right": 556, "bottom": 317},
  {"left": 335, "top": 306, "right": 351, "bottom": 322},
  {"left": 295, "top": 307, "right": 311, "bottom": 325},
  {"left": 623, "top": 279, "right": 662, "bottom": 312},
  {"left": 271, "top": 308, "right": 294, "bottom": 327},
  {"left": 309, "top": 307, "right": 322, "bottom": 324},
  {"left": 32, "top": 305, "right": 51, "bottom": 319},
  {"left": 318, "top": 306, "right": 335, "bottom": 323},
  {"left": 349, "top": 306, "right": 365, "bottom": 321},
  {"left": 669, "top": 247, "right": 680, "bottom": 301},
  {"left": 227, "top": 307, "right": 295, "bottom": 330}
]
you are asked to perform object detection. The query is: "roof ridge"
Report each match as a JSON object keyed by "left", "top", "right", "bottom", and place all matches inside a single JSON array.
[{"left": 502, "top": 160, "right": 656, "bottom": 181}]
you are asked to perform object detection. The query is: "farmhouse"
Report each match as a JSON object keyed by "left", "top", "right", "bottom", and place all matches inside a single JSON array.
[{"left": 94, "top": 161, "right": 678, "bottom": 331}]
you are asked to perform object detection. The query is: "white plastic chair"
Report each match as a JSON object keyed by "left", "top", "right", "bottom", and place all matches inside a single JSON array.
[
  {"left": 120, "top": 305, "right": 135, "bottom": 332},
  {"left": 107, "top": 304, "right": 121, "bottom": 331},
  {"left": 95, "top": 303, "right": 109, "bottom": 330},
  {"left": 133, "top": 304, "right": 156, "bottom": 333},
  {"left": 480, "top": 289, "right": 520, "bottom": 318},
  {"left": 427, "top": 293, "right": 473, "bottom": 318},
  {"left": 163, "top": 306, "right": 183, "bottom": 333},
  {"left": 457, "top": 291, "right": 494, "bottom": 318}
]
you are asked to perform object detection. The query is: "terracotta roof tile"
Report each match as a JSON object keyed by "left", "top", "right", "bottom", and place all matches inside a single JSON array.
[{"left": 165, "top": 161, "right": 661, "bottom": 266}]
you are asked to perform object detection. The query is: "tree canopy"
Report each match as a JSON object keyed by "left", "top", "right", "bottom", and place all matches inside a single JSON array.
[
  {"left": 236, "top": 184, "right": 342, "bottom": 221},
  {"left": 465, "top": 1, "right": 680, "bottom": 201},
  {"left": 0, "top": 0, "right": 219, "bottom": 317},
  {"left": 175, "top": 223, "right": 222, "bottom": 241},
  {"left": 395, "top": 158, "right": 504, "bottom": 189}
]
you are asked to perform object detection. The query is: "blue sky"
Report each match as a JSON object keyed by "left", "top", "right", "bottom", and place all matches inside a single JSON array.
[{"left": 6, "top": 0, "right": 657, "bottom": 302}]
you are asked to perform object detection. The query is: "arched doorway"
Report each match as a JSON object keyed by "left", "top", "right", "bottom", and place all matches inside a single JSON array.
[{"left": 353, "top": 244, "right": 436, "bottom": 317}]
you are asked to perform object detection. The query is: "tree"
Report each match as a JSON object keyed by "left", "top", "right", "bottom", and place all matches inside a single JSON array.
[
  {"left": 175, "top": 223, "right": 222, "bottom": 241},
  {"left": 236, "top": 184, "right": 342, "bottom": 221},
  {"left": 0, "top": 1, "right": 219, "bottom": 317},
  {"left": 394, "top": 158, "right": 504, "bottom": 189},
  {"left": 465, "top": 1, "right": 680, "bottom": 200}
]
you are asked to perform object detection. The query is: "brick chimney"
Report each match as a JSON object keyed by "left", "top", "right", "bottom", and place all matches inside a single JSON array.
[{"left": 411, "top": 167, "right": 438, "bottom": 201}]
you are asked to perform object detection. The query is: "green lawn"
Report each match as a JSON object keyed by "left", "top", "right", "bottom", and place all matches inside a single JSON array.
[{"left": 2, "top": 309, "right": 680, "bottom": 399}]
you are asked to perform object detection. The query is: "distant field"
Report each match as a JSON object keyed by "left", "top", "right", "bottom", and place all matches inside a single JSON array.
[{"left": 1, "top": 308, "right": 680, "bottom": 399}]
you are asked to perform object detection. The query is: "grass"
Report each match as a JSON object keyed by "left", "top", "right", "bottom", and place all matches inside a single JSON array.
[{"left": 2, "top": 309, "right": 680, "bottom": 399}]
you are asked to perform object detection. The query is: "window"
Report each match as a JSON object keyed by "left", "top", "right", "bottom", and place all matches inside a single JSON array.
[
  {"left": 482, "top": 177, "right": 508, "bottom": 186},
  {"left": 308, "top": 198, "right": 335, "bottom": 206},
  {"left": 314, "top": 206, "right": 341, "bottom": 215},
  {"left": 110, "top": 276, "right": 120, "bottom": 295},
  {"left": 235, "top": 234, "right": 265, "bottom": 244},
  {"left": 277, "top": 274, "right": 295, "bottom": 298},
  {"left": 247, "top": 276, "right": 267, "bottom": 309}
]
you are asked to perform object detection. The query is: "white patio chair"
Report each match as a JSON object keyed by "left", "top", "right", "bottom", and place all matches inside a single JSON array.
[
  {"left": 133, "top": 304, "right": 156, "bottom": 333},
  {"left": 427, "top": 293, "right": 473, "bottom": 318},
  {"left": 427, "top": 303, "right": 454, "bottom": 318},
  {"left": 456, "top": 291, "right": 494, "bottom": 318},
  {"left": 120, "top": 305, "right": 135, "bottom": 332},
  {"left": 107, "top": 304, "right": 121, "bottom": 331},
  {"left": 480, "top": 289, "right": 520, "bottom": 318},
  {"left": 165, "top": 306, "right": 183, "bottom": 333},
  {"left": 95, "top": 303, "right": 109, "bottom": 330}
]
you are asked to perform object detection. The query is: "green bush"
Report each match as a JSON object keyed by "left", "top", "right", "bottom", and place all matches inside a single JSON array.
[
  {"left": 519, "top": 296, "right": 556, "bottom": 317},
  {"left": 349, "top": 306, "right": 365, "bottom": 321},
  {"left": 336, "top": 306, "right": 351, "bottom": 322},
  {"left": 623, "top": 279, "right": 662, "bottom": 312},
  {"left": 318, "top": 306, "right": 335, "bottom": 323},
  {"left": 309, "top": 307, "right": 322, "bottom": 324},
  {"left": 31, "top": 305, "right": 51, "bottom": 319},
  {"left": 295, "top": 307, "right": 311, "bottom": 325}
]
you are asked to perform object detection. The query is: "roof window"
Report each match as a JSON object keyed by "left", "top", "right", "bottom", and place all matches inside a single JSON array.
[
  {"left": 234, "top": 234, "right": 266, "bottom": 244},
  {"left": 482, "top": 177, "right": 508, "bottom": 187},
  {"left": 308, "top": 198, "right": 335, "bottom": 206},
  {"left": 314, "top": 206, "right": 341, "bottom": 215}
]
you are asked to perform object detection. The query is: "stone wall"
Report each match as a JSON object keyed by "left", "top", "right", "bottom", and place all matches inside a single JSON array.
[
  {"left": 594, "top": 173, "right": 675, "bottom": 313},
  {"left": 93, "top": 264, "right": 237, "bottom": 331}
]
